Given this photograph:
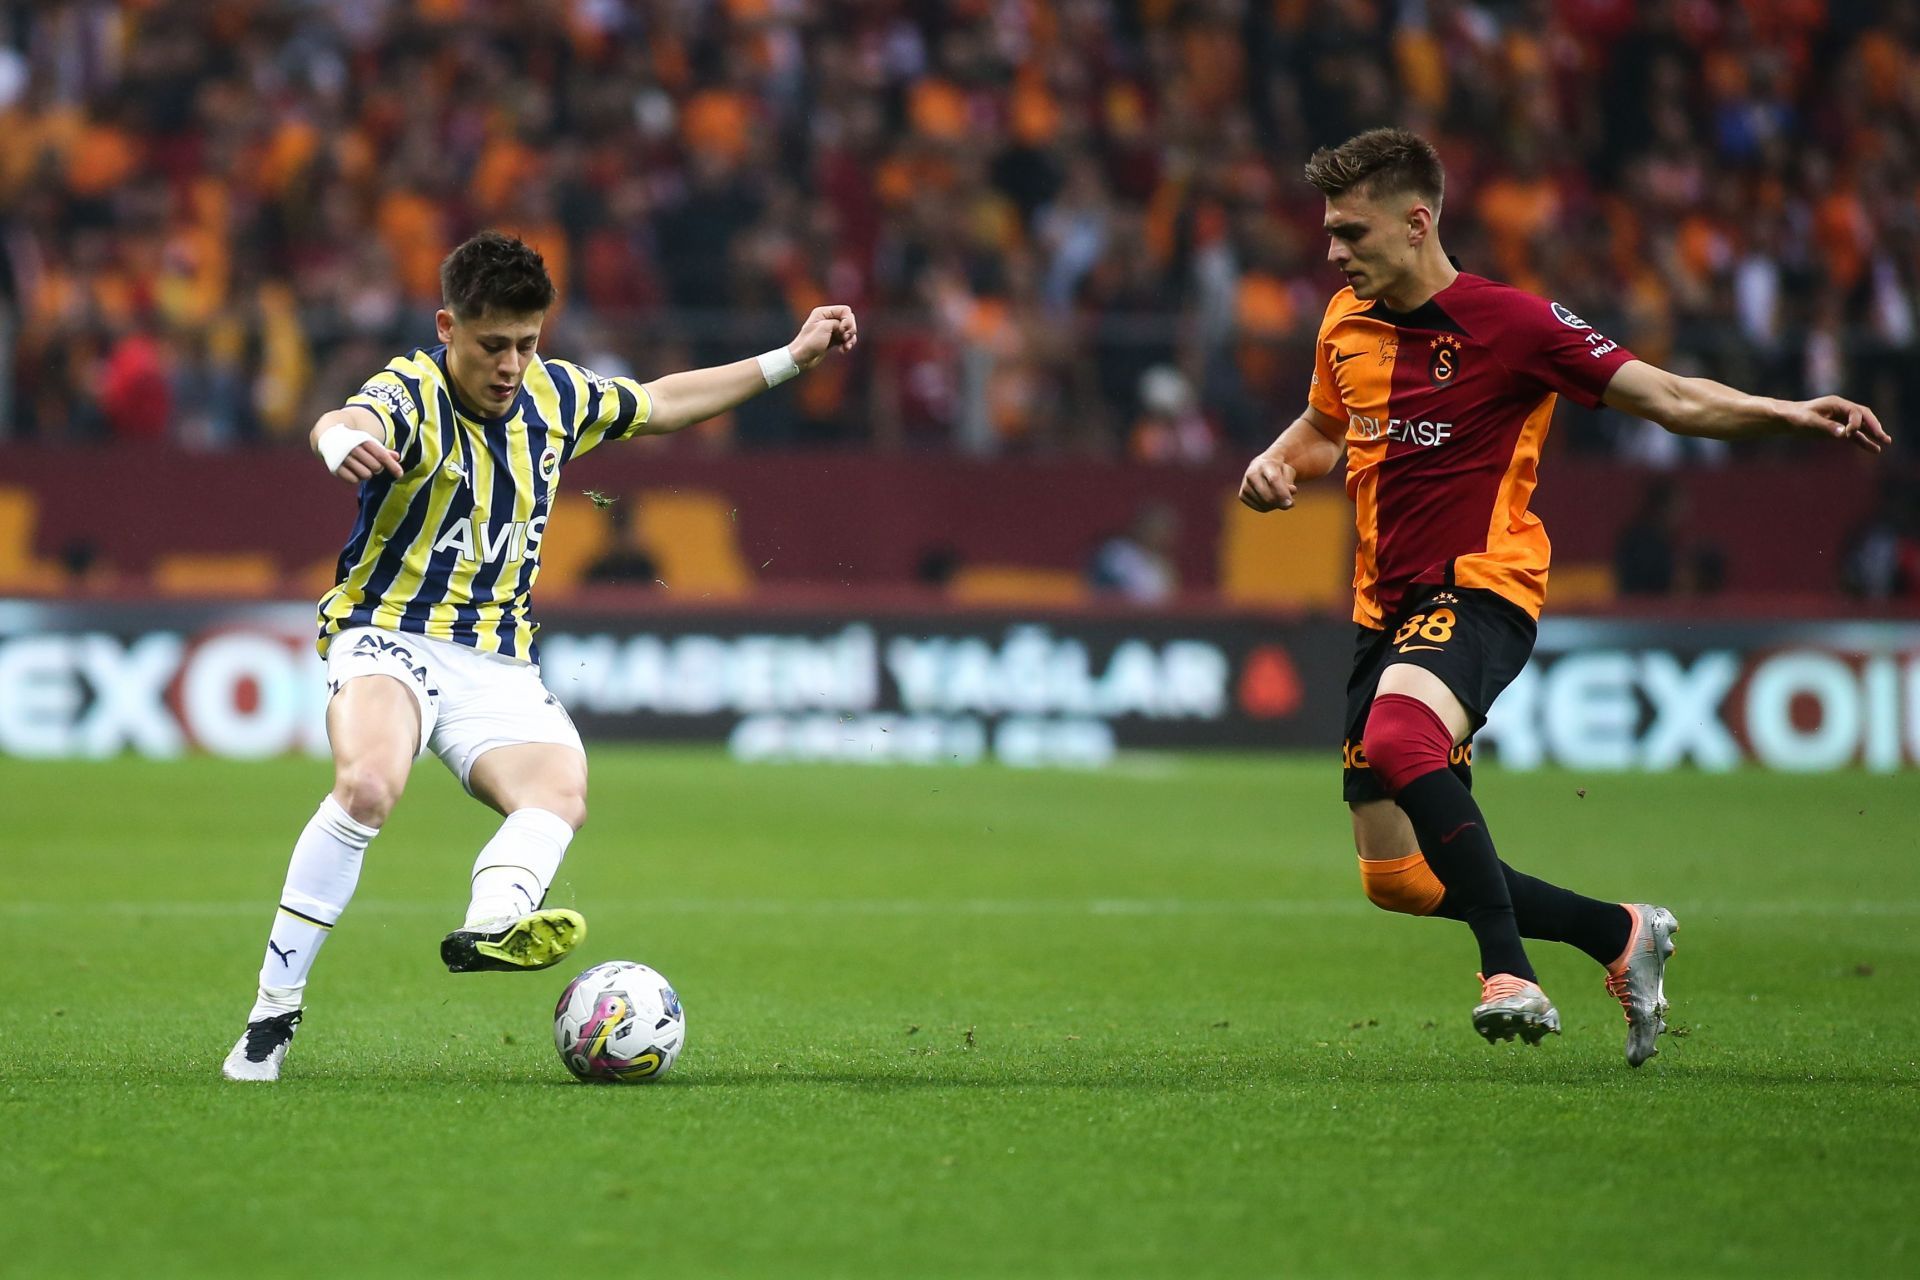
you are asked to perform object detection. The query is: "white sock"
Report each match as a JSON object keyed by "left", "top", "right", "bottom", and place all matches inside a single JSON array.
[
  {"left": 249, "top": 795, "right": 377, "bottom": 1019},
  {"left": 464, "top": 807, "right": 575, "bottom": 929}
]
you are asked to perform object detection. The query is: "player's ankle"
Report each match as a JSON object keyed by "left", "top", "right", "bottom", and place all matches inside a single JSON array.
[
  {"left": 250, "top": 984, "right": 303, "bottom": 1020},
  {"left": 462, "top": 899, "right": 521, "bottom": 931}
]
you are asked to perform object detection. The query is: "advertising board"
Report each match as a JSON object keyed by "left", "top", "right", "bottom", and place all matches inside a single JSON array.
[{"left": 2, "top": 602, "right": 1913, "bottom": 771}]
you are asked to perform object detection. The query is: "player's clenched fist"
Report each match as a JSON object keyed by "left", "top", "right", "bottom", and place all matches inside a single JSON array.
[
  {"left": 1240, "top": 451, "right": 1299, "bottom": 512},
  {"left": 330, "top": 438, "right": 404, "bottom": 483},
  {"left": 789, "top": 305, "right": 859, "bottom": 369}
]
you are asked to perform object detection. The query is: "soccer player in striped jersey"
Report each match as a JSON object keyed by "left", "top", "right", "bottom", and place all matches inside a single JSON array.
[
  {"left": 223, "top": 231, "right": 858, "bottom": 1081},
  {"left": 1239, "top": 129, "right": 1888, "bottom": 1063}
]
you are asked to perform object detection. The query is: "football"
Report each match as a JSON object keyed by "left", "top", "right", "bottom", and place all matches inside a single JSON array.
[{"left": 553, "top": 961, "right": 687, "bottom": 1084}]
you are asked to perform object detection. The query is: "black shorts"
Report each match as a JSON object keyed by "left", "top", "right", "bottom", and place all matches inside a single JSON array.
[{"left": 1342, "top": 585, "right": 1537, "bottom": 804}]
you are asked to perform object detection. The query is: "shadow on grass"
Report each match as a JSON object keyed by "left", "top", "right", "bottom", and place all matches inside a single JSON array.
[
  {"left": 667, "top": 1061, "right": 1904, "bottom": 1090},
  {"left": 29, "top": 1039, "right": 1909, "bottom": 1093},
  {"left": 201, "top": 1059, "right": 1906, "bottom": 1092}
]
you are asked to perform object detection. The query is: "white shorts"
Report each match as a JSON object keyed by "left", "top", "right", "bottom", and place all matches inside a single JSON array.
[{"left": 324, "top": 627, "right": 584, "bottom": 790}]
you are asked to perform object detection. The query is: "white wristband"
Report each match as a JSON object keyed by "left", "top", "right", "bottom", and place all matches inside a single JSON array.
[
  {"left": 757, "top": 346, "right": 800, "bottom": 388},
  {"left": 318, "top": 422, "right": 381, "bottom": 473}
]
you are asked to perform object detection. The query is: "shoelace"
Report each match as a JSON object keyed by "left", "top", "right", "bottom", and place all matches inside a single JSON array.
[
  {"left": 1478, "top": 973, "right": 1537, "bottom": 1002},
  {"left": 244, "top": 1010, "right": 302, "bottom": 1061},
  {"left": 1604, "top": 969, "right": 1635, "bottom": 1020}
]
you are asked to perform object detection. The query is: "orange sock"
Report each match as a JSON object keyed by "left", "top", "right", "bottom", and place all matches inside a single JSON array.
[{"left": 1358, "top": 851, "right": 1447, "bottom": 916}]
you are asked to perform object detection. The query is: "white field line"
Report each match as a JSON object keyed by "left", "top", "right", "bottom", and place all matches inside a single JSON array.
[{"left": 2, "top": 898, "right": 1919, "bottom": 919}]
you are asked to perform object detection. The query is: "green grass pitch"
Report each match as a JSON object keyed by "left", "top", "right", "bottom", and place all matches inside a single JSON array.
[{"left": 2, "top": 749, "right": 1916, "bottom": 1278}]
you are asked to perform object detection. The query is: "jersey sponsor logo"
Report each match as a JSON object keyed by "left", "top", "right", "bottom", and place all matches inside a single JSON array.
[
  {"left": 1349, "top": 414, "right": 1454, "bottom": 447},
  {"left": 1428, "top": 334, "right": 1461, "bottom": 385},
  {"left": 358, "top": 378, "right": 419, "bottom": 426},
  {"left": 431, "top": 514, "right": 548, "bottom": 564},
  {"left": 1550, "top": 301, "right": 1590, "bottom": 330},
  {"left": 1583, "top": 330, "right": 1620, "bottom": 359}
]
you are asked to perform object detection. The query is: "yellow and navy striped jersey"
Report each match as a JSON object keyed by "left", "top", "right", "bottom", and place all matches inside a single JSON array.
[{"left": 316, "top": 345, "right": 652, "bottom": 662}]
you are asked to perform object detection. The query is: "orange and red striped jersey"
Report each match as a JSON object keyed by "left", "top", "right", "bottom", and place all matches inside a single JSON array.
[{"left": 1307, "top": 273, "right": 1636, "bottom": 628}]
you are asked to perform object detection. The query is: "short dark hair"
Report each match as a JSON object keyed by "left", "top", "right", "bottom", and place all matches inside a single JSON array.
[
  {"left": 1303, "top": 128, "right": 1445, "bottom": 210},
  {"left": 440, "top": 231, "right": 556, "bottom": 319}
]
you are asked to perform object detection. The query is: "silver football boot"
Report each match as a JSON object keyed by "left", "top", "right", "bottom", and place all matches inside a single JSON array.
[
  {"left": 1605, "top": 904, "right": 1679, "bottom": 1067},
  {"left": 1472, "top": 973, "right": 1562, "bottom": 1045}
]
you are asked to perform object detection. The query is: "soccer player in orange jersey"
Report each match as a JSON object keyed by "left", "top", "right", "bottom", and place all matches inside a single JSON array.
[{"left": 1239, "top": 129, "right": 1890, "bottom": 1063}]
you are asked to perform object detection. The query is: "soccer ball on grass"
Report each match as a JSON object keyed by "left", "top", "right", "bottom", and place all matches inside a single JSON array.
[{"left": 553, "top": 960, "right": 686, "bottom": 1083}]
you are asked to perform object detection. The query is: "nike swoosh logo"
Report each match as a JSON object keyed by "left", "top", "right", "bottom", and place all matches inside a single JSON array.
[
  {"left": 1333, "top": 351, "right": 1363, "bottom": 363},
  {"left": 1397, "top": 644, "right": 1445, "bottom": 653}
]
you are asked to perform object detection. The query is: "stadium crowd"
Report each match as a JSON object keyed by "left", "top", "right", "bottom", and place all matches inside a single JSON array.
[{"left": 1, "top": 0, "right": 1917, "bottom": 463}]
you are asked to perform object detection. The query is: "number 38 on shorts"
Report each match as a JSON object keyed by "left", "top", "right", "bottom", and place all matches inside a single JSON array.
[{"left": 1392, "top": 607, "right": 1457, "bottom": 647}]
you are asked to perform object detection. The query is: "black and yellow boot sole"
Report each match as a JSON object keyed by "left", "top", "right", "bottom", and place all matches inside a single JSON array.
[{"left": 441, "top": 909, "right": 587, "bottom": 973}]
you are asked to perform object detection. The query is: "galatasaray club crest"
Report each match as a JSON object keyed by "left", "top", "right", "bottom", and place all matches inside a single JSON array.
[
  {"left": 1428, "top": 334, "right": 1462, "bottom": 386},
  {"left": 539, "top": 446, "right": 559, "bottom": 480}
]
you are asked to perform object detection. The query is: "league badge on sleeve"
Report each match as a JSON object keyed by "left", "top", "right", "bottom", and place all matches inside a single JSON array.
[{"left": 1550, "top": 301, "right": 1591, "bottom": 330}]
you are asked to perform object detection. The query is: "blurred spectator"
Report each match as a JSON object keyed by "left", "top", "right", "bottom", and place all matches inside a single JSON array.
[
  {"left": 58, "top": 538, "right": 99, "bottom": 587},
  {"left": 1841, "top": 474, "right": 1920, "bottom": 601},
  {"left": 0, "top": 1, "right": 1914, "bottom": 457},
  {"left": 582, "top": 502, "right": 659, "bottom": 587},
  {"left": 915, "top": 546, "right": 962, "bottom": 592},
  {"left": 1681, "top": 542, "right": 1729, "bottom": 597},
  {"left": 99, "top": 324, "right": 171, "bottom": 440},
  {"left": 1087, "top": 502, "right": 1180, "bottom": 604},
  {"left": 1614, "top": 476, "right": 1734, "bottom": 599},
  {"left": 1614, "top": 478, "right": 1684, "bottom": 597},
  {"left": 1129, "top": 365, "right": 1218, "bottom": 464}
]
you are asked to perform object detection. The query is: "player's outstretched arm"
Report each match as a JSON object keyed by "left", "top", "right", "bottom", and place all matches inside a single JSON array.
[
  {"left": 309, "top": 407, "right": 404, "bottom": 484},
  {"left": 1240, "top": 407, "right": 1347, "bottom": 512},
  {"left": 640, "top": 305, "right": 859, "bottom": 435},
  {"left": 1601, "top": 359, "right": 1891, "bottom": 454}
]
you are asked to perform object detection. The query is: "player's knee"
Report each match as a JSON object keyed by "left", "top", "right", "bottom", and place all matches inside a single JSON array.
[
  {"left": 1358, "top": 853, "right": 1447, "bottom": 916},
  {"left": 332, "top": 762, "right": 402, "bottom": 828},
  {"left": 533, "top": 775, "right": 588, "bottom": 832},
  {"left": 547, "top": 793, "right": 587, "bottom": 833},
  {"left": 1361, "top": 695, "right": 1454, "bottom": 794}
]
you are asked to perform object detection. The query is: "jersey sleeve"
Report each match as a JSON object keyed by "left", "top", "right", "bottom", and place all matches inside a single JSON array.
[
  {"left": 1307, "top": 296, "right": 1351, "bottom": 424},
  {"left": 1463, "top": 289, "right": 1637, "bottom": 408},
  {"left": 344, "top": 356, "right": 428, "bottom": 455},
  {"left": 547, "top": 357, "right": 654, "bottom": 460}
]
